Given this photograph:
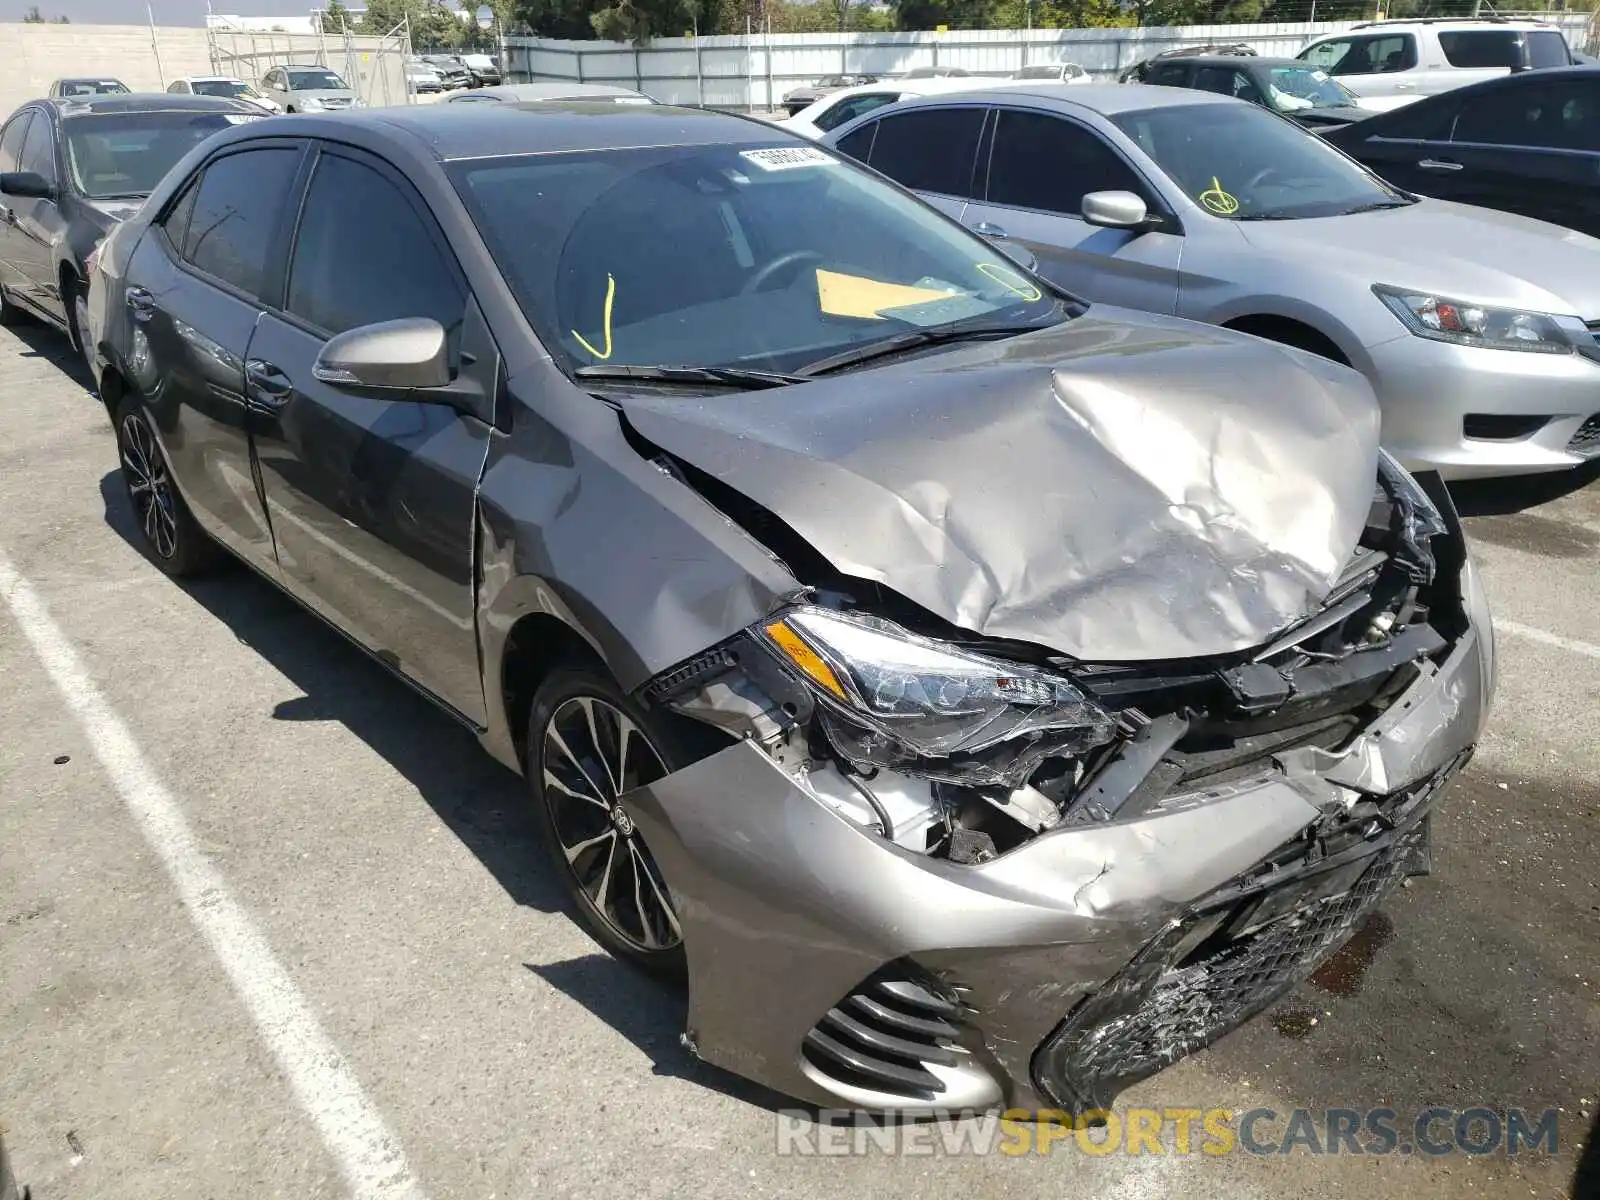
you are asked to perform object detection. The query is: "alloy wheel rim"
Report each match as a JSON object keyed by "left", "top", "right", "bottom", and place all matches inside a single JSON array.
[
  {"left": 120, "top": 413, "right": 179, "bottom": 559},
  {"left": 540, "top": 696, "right": 682, "bottom": 954},
  {"left": 74, "top": 293, "right": 94, "bottom": 376}
]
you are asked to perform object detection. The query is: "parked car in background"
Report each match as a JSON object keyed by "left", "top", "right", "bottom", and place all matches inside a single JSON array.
[
  {"left": 826, "top": 84, "right": 1600, "bottom": 479},
  {"left": 421, "top": 54, "right": 473, "bottom": 89},
  {"left": 1322, "top": 66, "right": 1600, "bottom": 238},
  {"left": 445, "top": 83, "right": 655, "bottom": 105},
  {"left": 86, "top": 100, "right": 1489, "bottom": 1118},
  {"left": 1297, "top": 18, "right": 1577, "bottom": 111},
  {"left": 781, "top": 74, "right": 880, "bottom": 117},
  {"left": 1011, "top": 62, "right": 1092, "bottom": 83},
  {"left": 782, "top": 76, "right": 1022, "bottom": 139},
  {"left": 1118, "top": 44, "right": 1256, "bottom": 84},
  {"left": 1137, "top": 55, "right": 1374, "bottom": 130},
  {"left": 49, "top": 78, "right": 131, "bottom": 99},
  {"left": 0, "top": 93, "right": 265, "bottom": 374},
  {"left": 167, "top": 75, "right": 281, "bottom": 112},
  {"left": 405, "top": 59, "right": 445, "bottom": 94},
  {"left": 459, "top": 53, "right": 502, "bottom": 86},
  {"left": 258, "top": 64, "right": 364, "bottom": 112}
]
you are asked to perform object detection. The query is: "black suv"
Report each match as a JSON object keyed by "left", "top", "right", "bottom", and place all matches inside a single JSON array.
[
  {"left": 1136, "top": 53, "right": 1372, "bottom": 130},
  {"left": 1118, "top": 43, "right": 1256, "bottom": 83},
  {"left": 0, "top": 93, "right": 264, "bottom": 374}
]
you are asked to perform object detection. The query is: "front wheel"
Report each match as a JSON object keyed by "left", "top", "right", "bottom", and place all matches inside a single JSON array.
[
  {"left": 114, "top": 397, "right": 221, "bottom": 577},
  {"left": 67, "top": 277, "right": 96, "bottom": 383},
  {"left": 526, "top": 667, "right": 690, "bottom": 978}
]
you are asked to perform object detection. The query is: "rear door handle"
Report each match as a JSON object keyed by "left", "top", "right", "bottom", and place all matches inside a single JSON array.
[
  {"left": 245, "top": 358, "right": 293, "bottom": 411},
  {"left": 972, "top": 220, "right": 1010, "bottom": 239},
  {"left": 1418, "top": 158, "right": 1463, "bottom": 171},
  {"left": 125, "top": 286, "right": 156, "bottom": 321}
]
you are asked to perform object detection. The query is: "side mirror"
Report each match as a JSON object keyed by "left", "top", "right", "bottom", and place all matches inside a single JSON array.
[
  {"left": 0, "top": 171, "right": 55, "bottom": 199},
  {"left": 312, "top": 318, "right": 452, "bottom": 391},
  {"left": 1082, "top": 189, "right": 1150, "bottom": 230},
  {"left": 994, "top": 240, "right": 1039, "bottom": 273}
]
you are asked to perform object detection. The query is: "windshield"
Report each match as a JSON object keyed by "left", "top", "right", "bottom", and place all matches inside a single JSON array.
[
  {"left": 193, "top": 79, "right": 261, "bottom": 99},
  {"left": 65, "top": 111, "right": 259, "bottom": 200},
  {"left": 61, "top": 80, "right": 129, "bottom": 96},
  {"left": 1263, "top": 65, "right": 1359, "bottom": 111},
  {"left": 288, "top": 69, "right": 348, "bottom": 90},
  {"left": 1112, "top": 103, "right": 1406, "bottom": 221},
  {"left": 448, "top": 142, "right": 1067, "bottom": 377}
]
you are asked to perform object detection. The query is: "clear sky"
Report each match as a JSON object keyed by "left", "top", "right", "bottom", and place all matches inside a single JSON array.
[{"left": 3, "top": 0, "right": 315, "bottom": 24}]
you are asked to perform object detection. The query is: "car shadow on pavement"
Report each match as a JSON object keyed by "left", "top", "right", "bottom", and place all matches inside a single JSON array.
[
  {"left": 523, "top": 955, "right": 801, "bottom": 1114},
  {"left": 1447, "top": 458, "right": 1600, "bottom": 518},
  {"left": 96, "top": 469, "right": 568, "bottom": 920},
  {"left": 3, "top": 310, "right": 96, "bottom": 389}
]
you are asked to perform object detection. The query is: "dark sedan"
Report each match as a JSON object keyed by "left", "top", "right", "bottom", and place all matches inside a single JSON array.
[
  {"left": 1321, "top": 66, "right": 1600, "bottom": 238},
  {"left": 0, "top": 93, "right": 265, "bottom": 372},
  {"left": 1136, "top": 54, "right": 1372, "bottom": 130},
  {"left": 86, "top": 101, "right": 1488, "bottom": 1116}
]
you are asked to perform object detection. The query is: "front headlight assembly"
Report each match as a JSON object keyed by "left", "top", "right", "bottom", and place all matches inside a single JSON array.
[
  {"left": 1374, "top": 284, "right": 1575, "bottom": 354},
  {"left": 756, "top": 607, "right": 1116, "bottom": 788}
]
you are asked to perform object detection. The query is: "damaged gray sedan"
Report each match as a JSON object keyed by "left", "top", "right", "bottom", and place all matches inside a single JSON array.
[{"left": 87, "top": 102, "right": 1494, "bottom": 1115}]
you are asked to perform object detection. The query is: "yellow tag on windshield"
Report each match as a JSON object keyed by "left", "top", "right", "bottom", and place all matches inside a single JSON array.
[{"left": 815, "top": 268, "right": 958, "bottom": 320}]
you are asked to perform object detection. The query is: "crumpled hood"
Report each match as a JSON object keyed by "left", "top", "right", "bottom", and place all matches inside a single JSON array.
[
  {"left": 1239, "top": 199, "right": 1600, "bottom": 320},
  {"left": 622, "top": 310, "right": 1381, "bottom": 663}
]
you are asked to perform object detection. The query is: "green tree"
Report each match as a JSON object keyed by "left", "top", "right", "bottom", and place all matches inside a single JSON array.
[
  {"left": 320, "top": 0, "right": 355, "bottom": 32},
  {"left": 22, "top": 5, "right": 45, "bottom": 21}
]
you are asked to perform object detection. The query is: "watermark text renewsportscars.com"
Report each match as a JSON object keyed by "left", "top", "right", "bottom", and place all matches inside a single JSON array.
[{"left": 774, "top": 1107, "right": 1561, "bottom": 1157}]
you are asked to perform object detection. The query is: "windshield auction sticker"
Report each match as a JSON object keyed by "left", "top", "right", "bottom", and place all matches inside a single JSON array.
[{"left": 740, "top": 146, "right": 837, "bottom": 171}]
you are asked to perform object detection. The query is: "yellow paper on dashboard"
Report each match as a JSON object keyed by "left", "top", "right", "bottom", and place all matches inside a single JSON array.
[{"left": 815, "top": 268, "right": 958, "bottom": 320}]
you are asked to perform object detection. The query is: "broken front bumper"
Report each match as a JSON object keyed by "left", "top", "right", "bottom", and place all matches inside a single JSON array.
[{"left": 625, "top": 617, "right": 1488, "bottom": 1113}]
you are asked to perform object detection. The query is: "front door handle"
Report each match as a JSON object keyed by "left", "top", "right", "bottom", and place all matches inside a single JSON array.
[
  {"left": 125, "top": 285, "right": 156, "bottom": 321},
  {"left": 972, "top": 220, "right": 1010, "bottom": 239},
  {"left": 1418, "top": 157, "right": 1463, "bottom": 171},
  {"left": 245, "top": 358, "right": 293, "bottom": 411}
]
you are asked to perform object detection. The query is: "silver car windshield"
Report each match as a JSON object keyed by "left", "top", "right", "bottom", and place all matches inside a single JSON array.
[
  {"left": 193, "top": 80, "right": 261, "bottom": 100},
  {"left": 1112, "top": 103, "right": 1408, "bottom": 221},
  {"left": 450, "top": 143, "right": 1067, "bottom": 376},
  {"left": 1264, "top": 65, "right": 1360, "bottom": 111},
  {"left": 288, "top": 69, "right": 348, "bottom": 90}
]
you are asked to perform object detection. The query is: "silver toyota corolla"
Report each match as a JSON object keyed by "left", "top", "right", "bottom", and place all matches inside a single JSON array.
[{"left": 824, "top": 84, "right": 1600, "bottom": 480}]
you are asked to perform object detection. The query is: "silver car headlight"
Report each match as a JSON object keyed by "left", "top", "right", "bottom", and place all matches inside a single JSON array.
[
  {"left": 756, "top": 606, "right": 1116, "bottom": 786},
  {"left": 1374, "top": 284, "right": 1575, "bottom": 354}
]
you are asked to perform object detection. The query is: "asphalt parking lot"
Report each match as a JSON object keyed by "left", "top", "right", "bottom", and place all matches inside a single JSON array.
[{"left": 0, "top": 315, "right": 1596, "bottom": 1200}]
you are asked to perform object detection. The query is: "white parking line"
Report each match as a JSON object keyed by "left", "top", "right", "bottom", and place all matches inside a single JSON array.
[
  {"left": 0, "top": 550, "right": 429, "bottom": 1200},
  {"left": 1495, "top": 618, "right": 1600, "bottom": 661}
]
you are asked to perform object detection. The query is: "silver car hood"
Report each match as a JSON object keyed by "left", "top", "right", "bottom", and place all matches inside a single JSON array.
[
  {"left": 622, "top": 311, "right": 1381, "bottom": 663},
  {"left": 291, "top": 89, "right": 356, "bottom": 103},
  {"left": 1239, "top": 199, "right": 1600, "bottom": 319}
]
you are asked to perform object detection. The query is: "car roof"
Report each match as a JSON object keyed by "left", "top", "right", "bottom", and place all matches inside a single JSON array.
[
  {"left": 270, "top": 102, "right": 782, "bottom": 161},
  {"left": 176, "top": 75, "right": 245, "bottom": 83},
  {"left": 896, "top": 81, "right": 1236, "bottom": 116},
  {"left": 50, "top": 93, "right": 264, "bottom": 117},
  {"left": 465, "top": 82, "right": 647, "bottom": 101},
  {"left": 1177, "top": 55, "right": 1313, "bottom": 69},
  {"left": 1343, "top": 16, "right": 1558, "bottom": 30}
]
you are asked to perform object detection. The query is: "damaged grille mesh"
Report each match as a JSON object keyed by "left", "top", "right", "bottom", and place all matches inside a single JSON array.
[
  {"left": 802, "top": 973, "right": 965, "bottom": 1101},
  {"left": 1033, "top": 822, "right": 1425, "bottom": 1114}
]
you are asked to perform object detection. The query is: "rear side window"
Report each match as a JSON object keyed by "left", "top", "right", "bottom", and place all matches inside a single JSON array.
[
  {"left": 182, "top": 147, "right": 299, "bottom": 299},
  {"left": 1439, "top": 30, "right": 1523, "bottom": 69},
  {"left": 833, "top": 122, "right": 876, "bottom": 163},
  {"left": 865, "top": 108, "right": 984, "bottom": 196},
  {"left": 0, "top": 113, "right": 33, "bottom": 175},
  {"left": 1453, "top": 80, "right": 1600, "bottom": 151},
  {"left": 1193, "top": 66, "right": 1262, "bottom": 103},
  {"left": 986, "top": 109, "right": 1145, "bottom": 215},
  {"left": 1145, "top": 62, "right": 1190, "bottom": 86},
  {"left": 1369, "top": 98, "right": 1457, "bottom": 141},
  {"left": 286, "top": 152, "right": 464, "bottom": 336}
]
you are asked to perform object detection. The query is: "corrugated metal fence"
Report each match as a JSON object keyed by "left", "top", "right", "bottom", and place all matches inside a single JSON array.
[{"left": 504, "top": 16, "right": 1592, "bottom": 111}]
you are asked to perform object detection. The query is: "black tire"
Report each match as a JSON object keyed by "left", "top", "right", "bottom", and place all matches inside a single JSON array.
[
  {"left": 525, "top": 666, "right": 692, "bottom": 979},
  {"left": 113, "top": 396, "right": 222, "bottom": 577},
  {"left": 0, "top": 280, "right": 20, "bottom": 326},
  {"left": 66, "top": 274, "right": 96, "bottom": 383}
]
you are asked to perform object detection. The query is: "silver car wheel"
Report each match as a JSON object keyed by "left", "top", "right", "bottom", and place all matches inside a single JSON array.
[{"left": 540, "top": 695, "right": 682, "bottom": 953}]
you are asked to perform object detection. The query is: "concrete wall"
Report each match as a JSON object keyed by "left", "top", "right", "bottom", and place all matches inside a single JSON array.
[
  {"left": 0, "top": 22, "right": 413, "bottom": 118},
  {"left": 1, "top": 23, "right": 212, "bottom": 117}
]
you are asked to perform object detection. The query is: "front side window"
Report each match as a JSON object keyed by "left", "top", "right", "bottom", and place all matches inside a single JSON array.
[
  {"left": 1453, "top": 81, "right": 1600, "bottom": 151},
  {"left": 288, "top": 69, "right": 348, "bottom": 90},
  {"left": 1114, "top": 102, "right": 1407, "bottom": 221},
  {"left": 60, "top": 80, "right": 130, "bottom": 97},
  {"left": 448, "top": 142, "right": 1066, "bottom": 376},
  {"left": 1438, "top": 30, "right": 1522, "bottom": 69},
  {"left": 1263, "top": 65, "right": 1360, "bottom": 111},
  {"left": 18, "top": 115, "right": 56, "bottom": 184},
  {"left": 64, "top": 111, "right": 262, "bottom": 200},
  {"left": 865, "top": 108, "right": 984, "bottom": 195},
  {"left": 1526, "top": 31, "right": 1573, "bottom": 69},
  {"left": 1145, "top": 61, "right": 1190, "bottom": 86},
  {"left": 1193, "top": 66, "right": 1262, "bottom": 103},
  {"left": 814, "top": 92, "right": 900, "bottom": 133},
  {"left": 182, "top": 147, "right": 299, "bottom": 297},
  {"left": 986, "top": 110, "right": 1145, "bottom": 215},
  {"left": 287, "top": 153, "right": 464, "bottom": 336},
  {"left": 1302, "top": 35, "right": 1416, "bottom": 76}
]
